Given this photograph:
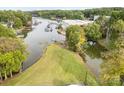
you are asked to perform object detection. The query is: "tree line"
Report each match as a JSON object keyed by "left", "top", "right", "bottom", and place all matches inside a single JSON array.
[
  {"left": 0, "top": 10, "right": 29, "bottom": 81},
  {"left": 34, "top": 7, "right": 124, "bottom": 20},
  {"left": 83, "top": 7, "right": 124, "bottom": 18},
  {"left": 0, "top": 10, "right": 32, "bottom": 29},
  {"left": 37, "top": 10, "right": 84, "bottom": 20},
  {"left": 65, "top": 8, "right": 124, "bottom": 85}
]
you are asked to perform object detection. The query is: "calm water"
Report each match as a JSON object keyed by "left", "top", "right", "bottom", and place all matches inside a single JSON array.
[
  {"left": 23, "top": 17, "right": 65, "bottom": 70},
  {"left": 22, "top": 17, "right": 104, "bottom": 80},
  {"left": 84, "top": 44, "right": 106, "bottom": 79},
  {"left": 85, "top": 54, "right": 102, "bottom": 79}
]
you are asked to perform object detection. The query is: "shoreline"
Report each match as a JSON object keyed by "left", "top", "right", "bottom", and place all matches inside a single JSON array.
[
  {"left": 0, "top": 42, "right": 50, "bottom": 85},
  {"left": 57, "top": 29, "right": 66, "bottom": 36},
  {"left": 0, "top": 43, "right": 98, "bottom": 86}
]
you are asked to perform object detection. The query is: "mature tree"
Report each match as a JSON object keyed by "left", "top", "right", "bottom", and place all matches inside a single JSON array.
[
  {"left": 0, "top": 37, "right": 27, "bottom": 80},
  {"left": 85, "top": 23, "right": 102, "bottom": 41},
  {"left": 13, "top": 17, "right": 23, "bottom": 29},
  {"left": 95, "top": 16, "right": 110, "bottom": 36},
  {"left": 108, "top": 20, "right": 124, "bottom": 49},
  {"left": 101, "top": 48, "right": 124, "bottom": 85},
  {"left": 111, "top": 20, "right": 124, "bottom": 33},
  {"left": 66, "top": 25, "right": 85, "bottom": 52},
  {"left": 96, "top": 16, "right": 109, "bottom": 25},
  {"left": 13, "top": 10, "right": 31, "bottom": 26},
  {"left": 0, "top": 52, "right": 14, "bottom": 79},
  {"left": 110, "top": 11, "right": 124, "bottom": 24},
  {"left": 0, "top": 24, "right": 16, "bottom": 38},
  {"left": 12, "top": 50, "right": 26, "bottom": 73},
  {"left": 101, "top": 27, "right": 124, "bottom": 85},
  {"left": 0, "top": 10, "right": 29, "bottom": 80},
  {"left": 0, "top": 10, "right": 32, "bottom": 27},
  {"left": 0, "top": 50, "right": 26, "bottom": 80},
  {"left": 0, "top": 37, "right": 25, "bottom": 53}
]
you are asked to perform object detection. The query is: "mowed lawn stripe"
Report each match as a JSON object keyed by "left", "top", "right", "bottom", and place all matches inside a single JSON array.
[{"left": 1, "top": 44, "right": 98, "bottom": 86}]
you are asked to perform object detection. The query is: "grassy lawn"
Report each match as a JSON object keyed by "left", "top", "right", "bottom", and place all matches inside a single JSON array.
[{"left": 1, "top": 44, "right": 98, "bottom": 86}]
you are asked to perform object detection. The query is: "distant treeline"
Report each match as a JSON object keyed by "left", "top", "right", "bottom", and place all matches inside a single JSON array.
[
  {"left": 37, "top": 10, "right": 84, "bottom": 20},
  {"left": 83, "top": 7, "right": 124, "bottom": 18},
  {"left": 33, "top": 7, "right": 124, "bottom": 20}
]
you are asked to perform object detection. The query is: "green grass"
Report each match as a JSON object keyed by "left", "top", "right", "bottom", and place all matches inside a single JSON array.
[{"left": 1, "top": 44, "right": 98, "bottom": 86}]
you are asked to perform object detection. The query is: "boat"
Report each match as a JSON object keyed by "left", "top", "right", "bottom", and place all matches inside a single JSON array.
[
  {"left": 33, "top": 20, "right": 39, "bottom": 26},
  {"left": 47, "top": 24, "right": 50, "bottom": 28},
  {"left": 45, "top": 28, "right": 49, "bottom": 32},
  {"left": 50, "top": 28, "right": 52, "bottom": 32}
]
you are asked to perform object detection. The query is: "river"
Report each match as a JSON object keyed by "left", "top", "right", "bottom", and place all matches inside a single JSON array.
[
  {"left": 22, "top": 17, "right": 104, "bottom": 80},
  {"left": 22, "top": 17, "right": 65, "bottom": 70}
]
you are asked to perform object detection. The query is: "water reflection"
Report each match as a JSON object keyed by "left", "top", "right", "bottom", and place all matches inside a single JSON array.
[
  {"left": 84, "top": 43, "right": 107, "bottom": 79},
  {"left": 22, "top": 17, "right": 65, "bottom": 70},
  {"left": 21, "top": 17, "right": 104, "bottom": 80}
]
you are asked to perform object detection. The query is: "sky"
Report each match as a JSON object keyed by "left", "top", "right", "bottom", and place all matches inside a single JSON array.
[
  {"left": 0, "top": 7, "right": 95, "bottom": 11},
  {"left": 0, "top": 0, "right": 123, "bottom": 8}
]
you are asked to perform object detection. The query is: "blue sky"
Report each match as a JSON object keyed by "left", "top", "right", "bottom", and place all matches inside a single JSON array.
[{"left": 0, "top": 7, "right": 95, "bottom": 11}]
